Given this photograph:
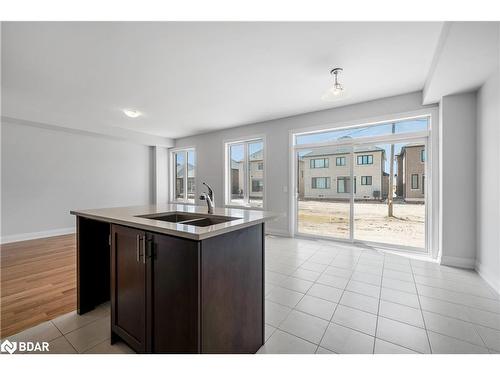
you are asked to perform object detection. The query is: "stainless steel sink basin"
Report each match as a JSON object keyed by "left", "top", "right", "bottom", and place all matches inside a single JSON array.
[{"left": 136, "top": 212, "right": 239, "bottom": 227}]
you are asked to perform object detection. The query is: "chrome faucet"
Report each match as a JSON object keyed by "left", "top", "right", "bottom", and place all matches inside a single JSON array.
[{"left": 199, "top": 182, "right": 215, "bottom": 214}]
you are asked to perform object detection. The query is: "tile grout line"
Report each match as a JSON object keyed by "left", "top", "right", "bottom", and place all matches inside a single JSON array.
[
  {"left": 314, "top": 248, "right": 364, "bottom": 354},
  {"left": 283, "top": 245, "right": 340, "bottom": 354},
  {"left": 267, "top": 243, "right": 348, "bottom": 353},
  {"left": 50, "top": 321, "right": 80, "bottom": 354},
  {"left": 265, "top": 243, "right": 324, "bottom": 353},
  {"left": 410, "top": 259, "right": 433, "bottom": 353},
  {"left": 372, "top": 252, "right": 386, "bottom": 353}
]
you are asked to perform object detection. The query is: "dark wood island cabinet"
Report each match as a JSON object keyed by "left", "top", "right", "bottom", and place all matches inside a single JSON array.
[{"left": 71, "top": 204, "right": 277, "bottom": 354}]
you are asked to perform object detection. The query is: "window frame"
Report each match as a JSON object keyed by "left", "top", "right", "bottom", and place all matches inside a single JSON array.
[
  {"left": 312, "top": 177, "right": 330, "bottom": 189},
  {"left": 336, "top": 156, "right": 346, "bottom": 166},
  {"left": 357, "top": 154, "right": 373, "bottom": 165},
  {"left": 361, "top": 176, "right": 372, "bottom": 185},
  {"left": 411, "top": 173, "right": 419, "bottom": 190},
  {"left": 421, "top": 149, "right": 426, "bottom": 162},
  {"left": 251, "top": 178, "right": 264, "bottom": 192},
  {"left": 224, "top": 136, "right": 266, "bottom": 209},
  {"left": 291, "top": 110, "right": 437, "bottom": 258},
  {"left": 169, "top": 147, "right": 196, "bottom": 204},
  {"left": 310, "top": 158, "right": 329, "bottom": 169},
  {"left": 337, "top": 176, "right": 349, "bottom": 193}
]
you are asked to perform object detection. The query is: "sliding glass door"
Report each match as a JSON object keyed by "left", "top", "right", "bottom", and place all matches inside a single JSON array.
[
  {"left": 353, "top": 142, "right": 426, "bottom": 249},
  {"left": 294, "top": 117, "right": 429, "bottom": 252}
]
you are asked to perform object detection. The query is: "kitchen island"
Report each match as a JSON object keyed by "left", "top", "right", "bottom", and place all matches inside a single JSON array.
[{"left": 70, "top": 204, "right": 278, "bottom": 354}]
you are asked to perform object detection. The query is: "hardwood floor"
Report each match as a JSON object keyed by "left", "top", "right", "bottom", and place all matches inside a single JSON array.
[{"left": 0, "top": 234, "right": 76, "bottom": 338}]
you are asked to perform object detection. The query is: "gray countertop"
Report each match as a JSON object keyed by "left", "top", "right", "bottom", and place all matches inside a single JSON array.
[{"left": 70, "top": 204, "right": 281, "bottom": 240}]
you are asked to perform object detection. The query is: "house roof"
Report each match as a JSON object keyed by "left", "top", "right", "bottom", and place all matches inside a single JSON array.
[
  {"left": 249, "top": 148, "right": 263, "bottom": 161},
  {"left": 176, "top": 162, "right": 195, "bottom": 177},
  {"left": 397, "top": 143, "right": 425, "bottom": 157}
]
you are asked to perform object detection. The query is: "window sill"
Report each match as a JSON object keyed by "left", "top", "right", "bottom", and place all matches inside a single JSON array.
[
  {"left": 224, "top": 204, "right": 265, "bottom": 211},
  {"left": 169, "top": 201, "right": 197, "bottom": 206}
]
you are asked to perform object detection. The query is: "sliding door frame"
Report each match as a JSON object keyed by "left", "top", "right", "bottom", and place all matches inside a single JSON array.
[{"left": 289, "top": 110, "right": 438, "bottom": 257}]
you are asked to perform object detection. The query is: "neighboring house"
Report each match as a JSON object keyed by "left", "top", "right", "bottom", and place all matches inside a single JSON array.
[
  {"left": 300, "top": 146, "right": 388, "bottom": 200},
  {"left": 396, "top": 144, "right": 425, "bottom": 202},
  {"left": 176, "top": 162, "right": 196, "bottom": 200},
  {"left": 230, "top": 149, "right": 264, "bottom": 199}
]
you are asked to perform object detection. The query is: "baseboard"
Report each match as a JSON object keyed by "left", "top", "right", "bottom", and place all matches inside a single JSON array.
[
  {"left": 265, "top": 228, "right": 291, "bottom": 237},
  {"left": 0, "top": 227, "right": 76, "bottom": 244},
  {"left": 440, "top": 255, "right": 476, "bottom": 269},
  {"left": 475, "top": 260, "right": 500, "bottom": 295}
]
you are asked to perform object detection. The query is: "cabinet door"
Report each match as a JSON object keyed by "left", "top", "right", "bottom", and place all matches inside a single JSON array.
[
  {"left": 111, "top": 225, "right": 151, "bottom": 353},
  {"left": 153, "top": 234, "right": 199, "bottom": 353}
]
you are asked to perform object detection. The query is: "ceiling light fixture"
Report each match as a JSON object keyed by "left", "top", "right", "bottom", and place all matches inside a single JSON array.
[
  {"left": 322, "top": 67, "right": 347, "bottom": 101},
  {"left": 123, "top": 109, "right": 141, "bottom": 118}
]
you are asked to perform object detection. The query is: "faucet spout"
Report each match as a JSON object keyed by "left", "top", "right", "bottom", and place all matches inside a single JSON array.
[
  {"left": 202, "top": 182, "right": 214, "bottom": 206},
  {"left": 199, "top": 193, "right": 214, "bottom": 214}
]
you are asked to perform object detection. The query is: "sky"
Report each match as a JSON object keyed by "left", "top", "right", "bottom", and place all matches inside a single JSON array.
[
  {"left": 295, "top": 118, "right": 428, "bottom": 145},
  {"left": 230, "top": 141, "right": 263, "bottom": 162}
]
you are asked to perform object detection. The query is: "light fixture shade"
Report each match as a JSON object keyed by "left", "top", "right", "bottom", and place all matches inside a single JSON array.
[
  {"left": 321, "top": 85, "right": 348, "bottom": 101},
  {"left": 123, "top": 109, "right": 141, "bottom": 118},
  {"left": 321, "top": 67, "right": 349, "bottom": 101}
]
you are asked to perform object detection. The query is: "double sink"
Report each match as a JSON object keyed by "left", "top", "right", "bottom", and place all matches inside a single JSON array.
[{"left": 137, "top": 211, "right": 239, "bottom": 227}]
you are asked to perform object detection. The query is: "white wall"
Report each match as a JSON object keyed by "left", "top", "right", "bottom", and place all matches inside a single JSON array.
[
  {"left": 475, "top": 46, "right": 500, "bottom": 291},
  {"left": 1, "top": 120, "right": 154, "bottom": 242},
  {"left": 439, "top": 92, "right": 477, "bottom": 268},
  {"left": 174, "top": 91, "right": 437, "bottom": 236},
  {"left": 154, "top": 146, "right": 169, "bottom": 204}
]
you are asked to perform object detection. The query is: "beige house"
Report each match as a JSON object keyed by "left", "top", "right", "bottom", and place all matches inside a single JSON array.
[
  {"left": 230, "top": 149, "right": 264, "bottom": 200},
  {"left": 396, "top": 144, "right": 425, "bottom": 202},
  {"left": 299, "top": 146, "right": 389, "bottom": 200},
  {"left": 176, "top": 162, "right": 196, "bottom": 200}
]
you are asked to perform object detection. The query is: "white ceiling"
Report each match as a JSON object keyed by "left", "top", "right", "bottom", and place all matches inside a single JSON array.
[
  {"left": 423, "top": 22, "right": 500, "bottom": 104},
  {"left": 2, "top": 22, "right": 444, "bottom": 141}
]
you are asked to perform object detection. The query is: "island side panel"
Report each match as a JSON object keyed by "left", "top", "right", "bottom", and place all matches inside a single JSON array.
[
  {"left": 200, "top": 223, "right": 264, "bottom": 354},
  {"left": 152, "top": 234, "right": 200, "bottom": 353},
  {"left": 76, "top": 216, "right": 111, "bottom": 314}
]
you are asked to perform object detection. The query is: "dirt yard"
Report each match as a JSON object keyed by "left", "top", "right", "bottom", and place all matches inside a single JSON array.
[{"left": 298, "top": 199, "right": 425, "bottom": 249}]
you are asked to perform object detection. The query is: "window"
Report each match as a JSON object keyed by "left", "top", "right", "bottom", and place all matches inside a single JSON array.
[
  {"left": 354, "top": 177, "right": 357, "bottom": 194},
  {"left": 337, "top": 177, "right": 350, "bottom": 193},
  {"left": 361, "top": 176, "right": 372, "bottom": 185},
  {"left": 295, "top": 117, "right": 429, "bottom": 145},
  {"left": 312, "top": 177, "right": 330, "bottom": 189},
  {"left": 226, "top": 138, "right": 264, "bottom": 208},
  {"left": 336, "top": 156, "right": 346, "bottom": 166},
  {"left": 172, "top": 149, "right": 196, "bottom": 203},
  {"left": 310, "top": 158, "right": 329, "bottom": 168},
  {"left": 411, "top": 174, "right": 419, "bottom": 189},
  {"left": 252, "top": 179, "right": 263, "bottom": 192},
  {"left": 421, "top": 149, "right": 426, "bottom": 162},
  {"left": 422, "top": 175, "right": 425, "bottom": 194},
  {"left": 357, "top": 155, "right": 373, "bottom": 165}
]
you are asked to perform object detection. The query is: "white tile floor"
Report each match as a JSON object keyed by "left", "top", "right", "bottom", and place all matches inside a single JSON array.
[
  {"left": 2, "top": 302, "right": 133, "bottom": 354},
  {"left": 260, "top": 236, "right": 500, "bottom": 354},
  {"left": 3, "top": 236, "right": 500, "bottom": 354}
]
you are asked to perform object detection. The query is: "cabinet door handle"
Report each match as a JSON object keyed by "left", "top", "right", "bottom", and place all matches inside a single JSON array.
[
  {"left": 142, "top": 235, "right": 147, "bottom": 264},
  {"left": 136, "top": 234, "right": 141, "bottom": 262}
]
